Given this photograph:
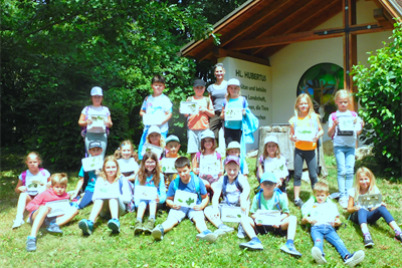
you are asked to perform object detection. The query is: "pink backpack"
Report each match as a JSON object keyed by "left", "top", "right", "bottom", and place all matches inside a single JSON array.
[{"left": 21, "top": 168, "right": 46, "bottom": 186}]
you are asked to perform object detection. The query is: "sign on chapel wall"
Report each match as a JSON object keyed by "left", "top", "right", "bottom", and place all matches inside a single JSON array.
[{"left": 220, "top": 57, "right": 272, "bottom": 149}]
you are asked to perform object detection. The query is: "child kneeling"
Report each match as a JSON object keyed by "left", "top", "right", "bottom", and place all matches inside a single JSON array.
[
  {"left": 302, "top": 181, "right": 365, "bottom": 267},
  {"left": 151, "top": 157, "right": 218, "bottom": 243},
  {"left": 204, "top": 156, "right": 250, "bottom": 236},
  {"left": 26, "top": 173, "right": 78, "bottom": 252},
  {"left": 239, "top": 173, "right": 301, "bottom": 256}
]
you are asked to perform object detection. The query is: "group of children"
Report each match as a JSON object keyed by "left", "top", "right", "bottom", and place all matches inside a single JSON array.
[{"left": 11, "top": 75, "right": 401, "bottom": 267}]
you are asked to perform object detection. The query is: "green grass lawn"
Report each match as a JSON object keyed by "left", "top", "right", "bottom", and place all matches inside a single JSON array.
[{"left": 0, "top": 154, "right": 401, "bottom": 267}]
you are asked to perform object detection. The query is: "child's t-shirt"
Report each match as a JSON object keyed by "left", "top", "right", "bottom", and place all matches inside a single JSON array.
[
  {"left": 187, "top": 96, "right": 213, "bottom": 130},
  {"left": 250, "top": 190, "right": 289, "bottom": 214},
  {"left": 198, "top": 152, "right": 221, "bottom": 184},
  {"left": 81, "top": 105, "right": 111, "bottom": 134},
  {"left": 214, "top": 174, "right": 248, "bottom": 206},
  {"left": 166, "top": 173, "right": 207, "bottom": 205},
  {"left": 141, "top": 94, "right": 173, "bottom": 133},
  {"left": 26, "top": 188, "right": 69, "bottom": 212},
  {"left": 348, "top": 186, "right": 381, "bottom": 206},
  {"left": 78, "top": 166, "right": 97, "bottom": 192},
  {"left": 301, "top": 197, "right": 339, "bottom": 226},
  {"left": 328, "top": 110, "right": 362, "bottom": 148},
  {"left": 92, "top": 176, "right": 132, "bottom": 203},
  {"left": 289, "top": 113, "right": 320, "bottom": 151},
  {"left": 134, "top": 173, "right": 167, "bottom": 204},
  {"left": 260, "top": 155, "right": 289, "bottom": 180},
  {"left": 118, "top": 157, "right": 139, "bottom": 177},
  {"left": 19, "top": 169, "right": 51, "bottom": 196},
  {"left": 223, "top": 97, "right": 248, "bottom": 130},
  {"left": 207, "top": 81, "right": 227, "bottom": 112}
]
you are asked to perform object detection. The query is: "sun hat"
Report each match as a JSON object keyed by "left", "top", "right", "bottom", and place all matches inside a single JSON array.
[
  {"left": 90, "top": 86, "right": 103, "bottom": 96},
  {"left": 200, "top": 129, "right": 215, "bottom": 140},
  {"left": 260, "top": 172, "right": 278, "bottom": 184},
  {"left": 264, "top": 135, "right": 279, "bottom": 145},
  {"left": 226, "top": 141, "right": 241, "bottom": 151},
  {"left": 165, "top": 135, "right": 180, "bottom": 144},
  {"left": 224, "top": 155, "right": 240, "bottom": 166},
  {"left": 227, "top": 78, "right": 241, "bottom": 87},
  {"left": 147, "top": 125, "right": 161, "bottom": 136}
]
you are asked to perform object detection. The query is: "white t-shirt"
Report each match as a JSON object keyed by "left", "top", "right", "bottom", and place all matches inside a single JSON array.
[
  {"left": 118, "top": 158, "right": 139, "bottom": 176},
  {"left": 328, "top": 110, "right": 362, "bottom": 147},
  {"left": 81, "top": 105, "right": 111, "bottom": 133},
  {"left": 141, "top": 94, "right": 173, "bottom": 133},
  {"left": 214, "top": 174, "right": 249, "bottom": 205},
  {"left": 19, "top": 169, "right": 50, "bottom": 196},
  {"left": 302, "top": 197, "right": 339, "bottom": 226},
  {"left": 261, "top": 155, "right": 289, "bottom": 180}
]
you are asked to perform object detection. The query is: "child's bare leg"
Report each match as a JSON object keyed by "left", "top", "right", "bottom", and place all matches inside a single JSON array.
[
  {"left": 89, "top": 200, "right": 104, "bottom": 222},
  {"left": 192, "top": 215, "right": 208, "bottom": 233},
  {"left": 294, "top": 186, "right": 301, "bottom": 200},
  {"left": 149, "top": 201, "right": 157, "bottom": 218},
  {"left": 204, "top": 206, "right": 222, "bottom": 228},
  {"left": 161, "top": 218, "right": 178, "bottom": 233},
  {"left": 281, "top": 215, "right": 297, "bottom": 240},
  {"left": 15, "top": 193, "right": 32, "bottom": 220},
  {"left": 136, "top": 202, "right": 147, "bottom": 221},
  {"left": 55, "top": 208, "right": 79, "bottom": 226},
  {"left": 241, "top": 216, "right": 258, "bottom": 238},
  {"left": 30, "top": 206, "right": 51, "bottom": 237},
  {"left": 108, "top": 199, "right": 119, "bottom": 219}
]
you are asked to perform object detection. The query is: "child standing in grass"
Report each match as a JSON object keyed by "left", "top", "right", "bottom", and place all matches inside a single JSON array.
[
  {"left": 151, "top": 157, "right": 218, "bottom": 243},
  {"left": 26, "top": 173, "right": 78, "bottom": 252},
  {"left": 12, "top": 152, "right": 51, "bottom": 229},
  {"left": 192, "top": 129, "right": 223, "bottom": 192},
  {"left": 328, "top": 89, "right": 363, "bottom": 209},
  {"left": 70, "top": 141, "right": 103, "bottom": 209},
  {"left": 204, "top": 156, "right": 250, "bottom": 236},
  {"left": 302, "top": 181, "right": 365, "bottom": 267},
  {"left": 257, "top": 136, "right": 289, "bottom": 192},
  {"left": 347, "top": 167, "right": 402, "bottom": 247},
  {"left": 221, "top": 78, "right": 248, "bottom": 147},
  {"left": 138, "top": 75, "right": 172, "bottom": 160},
  {"left": 289, "top": 93, "right": 323, "bottom": 208},
  {"left": 239, "top": 172, "right": 301, "bottom": 256},
  {"left": 133, "top": 151, "right": 166, "bottom": 235},
  {"left": 78, "top": 156, "right": 132, "bottom": 235},
  {"left": 184, "top": 79, "right": 214, "bottom": 162}
]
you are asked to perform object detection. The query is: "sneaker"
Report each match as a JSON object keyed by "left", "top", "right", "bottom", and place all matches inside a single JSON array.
[
  {"left": 134, "top": 220, "right": 144, "bottom": 235},
  {"left": 344, "top": 250, "right": 365, "bottom": 267},
  {"left": 395, "top": 232, "right": 402, "bottom": 243},
  {"left": 47, "top": 223, "right": 63, "bottom": 234},
  {"left": 311, "top": 246, "right": 327, "bottom": 264},
  {"left": 26, "top": 237, "right": 37, "bottom": 252},
  {"left": 237, "top": 223, "right": 247, "bottom": 239},
  {"left": 280, "top": 243, "right": 302, "bottom": 257},
  {"left": 78, "top": 219, "right": 93, "bottom": 235},
  {"left": 214, "top": 224, "right": 234, "bottom": 236},
  {"left": 294, "top": 198, "right": 304, "bottom": 208},
  {"left": 239, "top": 239, "right": 264, "bottom": 251},
  {"left": 107, "top": 218, "right": 120, "bottom": 233},
  {"left": 151, "top": 224, "right": 164, "bottom": 241},
  {"left": 143, "top": 219, "right": 155, "bottom": 234},
  {"left": 363, "top": 234, "right": 374, "bottom": 247},
  {"left": 12, "top": 218, "right": 25, "bottom": 229},
  {"left": 196, "top": 230, "right": 218, "bottom": 243}
]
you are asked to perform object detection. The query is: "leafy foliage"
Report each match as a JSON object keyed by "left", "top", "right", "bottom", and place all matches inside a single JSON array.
[
  {"left": 353, "top": 22, "right": 402, "bottom": 178},
  {"left": 1, "top": 0, "right": 214, "bottom": 169}
]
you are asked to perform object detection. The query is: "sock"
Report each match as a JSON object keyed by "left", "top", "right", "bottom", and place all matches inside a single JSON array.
[
  {"left": 137, "top": 218, "right": 143, "bottom": 223},
  {"left": 218, "top": 224, "right": 226, "bottom": 229},
  {"left": 149, "top": 215, "right": 155, "bottom": 220},
  {"left": 394, "top": 226, "right": 401, "bottom": 234},
  {"left": 251, "top": 237, "right": 261, "bottom": 243},
  {"left": 361, "top": 225, "right": 370, "bottom": 235},
  {"left": 286, "top": 239, "right": 294, "bottom": 245}
]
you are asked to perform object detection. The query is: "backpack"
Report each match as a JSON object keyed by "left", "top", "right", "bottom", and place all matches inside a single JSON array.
[
  {"left": 256, "top": 188, "right": 282, "bottom": 211},
  {"left": 21, "top": 168, "right": 46, "bottom": 186},
  {"left": 330, "top": 111, "right": 357, "bottom": 139},
  {"left": 222, "top": 174, "right": 243, "bottom": 199},
  {"left": 173, "top": 173, "right": 201, "bottom": 203}
]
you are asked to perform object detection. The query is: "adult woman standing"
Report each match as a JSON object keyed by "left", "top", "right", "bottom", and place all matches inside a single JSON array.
[
  {"left": 207, "top": 63, "right": 228, "bottom": 140},
  {"left": 78, "top": 86, "right": 113, "bottom": 157}
]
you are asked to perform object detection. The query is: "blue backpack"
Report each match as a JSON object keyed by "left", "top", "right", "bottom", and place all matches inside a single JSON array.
[
  {"left": 222, "top": 175, "right": 243, "bottom": 205},
  {"left": 256, "top": 188, "right": 282, "bottom": 211}
]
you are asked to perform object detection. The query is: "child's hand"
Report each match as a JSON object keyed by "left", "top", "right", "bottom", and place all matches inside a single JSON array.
[
  {"left": 171, "top": 203, "right": 181, "bottom": 210},
  {"left": 194, "top": 168, "right": 199, "bottom": 175},
  {"left": 86, "top": 118, "right": 92, "bottom": 125},
  {"left": 70, "top": 190, "right": 79, "bottom": 200},
  {"left": 354, "top": 205, "right": 361, "bottom": 212},
  {"left": 307, "top": 216, "right": 317, "bottom": 225},
  {"left": 332, "top": 217, "right": 341, "bottom": 227},
  {"left": 18, "top": 186, "right": 27, "bottom": 193},
  {"left": 290, "top": 135, "right": 298, "bottom": 142},
  {"left": 156, "top": 194, "right": 160, "bottom": 203},
  {"left": 193, "top": 205, "right": 203, "bottom": 211},
  {"left": 242, "top": 109, "right": 246, "bottom": 115}
]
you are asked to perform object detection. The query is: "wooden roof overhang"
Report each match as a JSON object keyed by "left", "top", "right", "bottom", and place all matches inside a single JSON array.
[{"left": 181, "top": 0, "right": 401, "bottom": 92}]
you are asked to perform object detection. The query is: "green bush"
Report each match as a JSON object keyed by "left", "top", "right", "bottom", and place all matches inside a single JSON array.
[{"left": 353, "top": 21, "right": 402, "bottom": 178}]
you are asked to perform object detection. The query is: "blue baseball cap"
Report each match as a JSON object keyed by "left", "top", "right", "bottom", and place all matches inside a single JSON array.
[{"left": 260, "top": 172, "right": 278, "bottom": 184}]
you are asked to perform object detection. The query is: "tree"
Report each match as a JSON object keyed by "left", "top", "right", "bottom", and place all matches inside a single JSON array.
[
  {"left": 353, "top": 21, "right": 402, "bottom": 179},
  {"left": 1, "top": 0, "right": 213, "bottom": 169}
]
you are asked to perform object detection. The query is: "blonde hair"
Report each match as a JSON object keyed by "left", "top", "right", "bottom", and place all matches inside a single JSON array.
[
  {"left": 263, "top": 142, "right": 281, "bottom": 159},
  {"left": 294, "top": 93, "right": 315, "bottom": 117},
  {"left": 114, "top": 140, "right": 139, "bottom": 161},
  {"left": 146, "top": 133, "right": 165, "bottom": 148},
  {"left": 353, "top": 167, "right": 377, "bottom": 198},
  {"left": 25, "top": 151, "right": 42, "bottom": 166},
  {"left": 334, "top": 89, "right": 351, "bottom": 101},
  {"left": 313, "top": 181, "right": 329, "bottom": 194},
  {"left": 50, "top": 173, "right": 68, "bottom": 186},
  {"left": 226, "top": 84, "right": 241, "bottom": 102},
  {"left": 99, "top": 156, "right": 121, "bottom": 183}
]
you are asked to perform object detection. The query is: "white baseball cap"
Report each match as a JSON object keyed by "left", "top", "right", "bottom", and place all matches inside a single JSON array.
[
  {"left": 227, "top": 78, "right": 241, "bottom": 87},
  {"left": 90, "top": 86, "right": 103, "bottom": 96}
]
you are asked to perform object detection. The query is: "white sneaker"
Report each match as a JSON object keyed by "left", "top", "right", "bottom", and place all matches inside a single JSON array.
[
  {"left": 196, "top": 230, "right": 218, "bottom": 243},
  {"left": 311, "top": 246, "right": 327, "bottom": 264},
  {"left": 214, "top": 224, "right": 234, "bottom": 236},
  {"left": 344, "top": 250, "right": 365, "bottom": 267},
  {"left": 12, "top": 218, "right": 25, "bottom": 229}
]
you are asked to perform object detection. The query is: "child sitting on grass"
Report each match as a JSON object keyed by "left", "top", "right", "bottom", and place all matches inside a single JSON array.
[
  {"left": 204, "top": 156, "right": 250, "bottom": 236},
  {"left": 239, "top": 172, "right": 301, "bottom": 256},
  {"left": 161, "top": 135, "right": 181, "bottom": 188},
  {"left": 302, "top": 181, "right": 365, "bottom": 267},
  {"left": 347, "top": 167, "right": 402, "bottom": 247},
  {"left": 151, "top": 156, "right": 218, "bottom": 243},
  {"left": 25, "top": 173, "right": 78, "bottom": 252}
]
